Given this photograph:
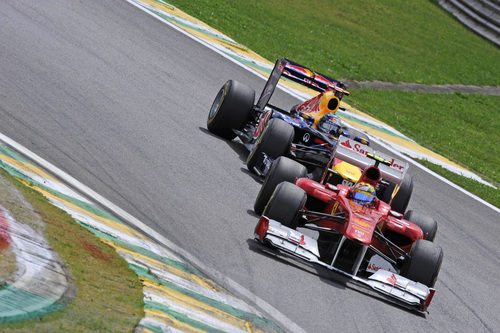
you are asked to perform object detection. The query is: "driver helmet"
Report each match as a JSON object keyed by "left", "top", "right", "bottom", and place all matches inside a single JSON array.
[
  {"left": 352, "top": 182, "right": 376, "bottom": 205},
  {"left": 317, "top": 113, "right": 342, "bottom": 137}
]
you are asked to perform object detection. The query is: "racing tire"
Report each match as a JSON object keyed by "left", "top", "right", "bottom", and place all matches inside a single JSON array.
[
  {"left": 207, "top": 80, "right": 255, "bottom": 140},
  {"left": 246, "top": 118, "right": 294, "bottom": 173},
  {"left": 381, "top": 173, "right": 413, "bottom": 214},
  {"left": 263, "top": 182, "right": 306, "bottom": 230},
  {"left": 402, "top": 239, "right": 443, "bottom": 288},
  {"left": 254, "top": 156, "right": 307, "bottom": 216},
  {"left": 404, "top": 210, "right": 438, "bottom": 242}
]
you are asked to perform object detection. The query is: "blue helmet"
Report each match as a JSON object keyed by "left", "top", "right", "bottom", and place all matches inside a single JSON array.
[
  {"left": 318, "top": 113, "right": 342, "bottom": 137},
  {"left": 352, "top": 182, "right": 376, "bottom": 204}
]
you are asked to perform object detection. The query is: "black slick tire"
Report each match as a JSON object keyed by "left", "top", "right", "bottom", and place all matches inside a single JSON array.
[
  {"left": 402, "top": 239, "right": 443, "bottom": 288},
  {"left": 207, "top": 80, "right": 255, "bottom": 139},
  {"left": 247, "top": 118, "right": 294, "bottom": 173},
  {"left": 254, "top": 156, "right": 307, "bottom": 215},
  {"left": 404, "top": 210, "right": 438, "bottom": 241},
  {"left": 263, "top": 182, "right": 306, "bottom": 229}
]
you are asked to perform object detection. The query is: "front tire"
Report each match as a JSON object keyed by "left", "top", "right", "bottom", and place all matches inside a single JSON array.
[
  {"left": 247, "top": 118, "right": 294, "bottom": 173},
  {"left": 207, "top": 80, "right": 255, "bottom": 139},
  {"left": 263, "top": 182, "right": 306, "bottom": 229},
  {"left": 404, "top": 210, "right": 438, "bottom": 241},
  {"left": 402, "top": 239, "right": 443, "bottom": 288},
  {"left": 254, "top": 156, "right": 307, "bottom": 215}
]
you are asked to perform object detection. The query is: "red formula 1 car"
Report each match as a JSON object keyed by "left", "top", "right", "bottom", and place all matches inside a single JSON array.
[{"left": 253, "top": 144, "right": 444, "bottom": 312}]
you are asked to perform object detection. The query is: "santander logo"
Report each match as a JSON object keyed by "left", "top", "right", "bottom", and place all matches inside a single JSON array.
[
  {"left": 341, "top": 139, "right": 352, "bottom": 149},
  {"left": 387, "top": 273, "right": 397, "bottom": 285},
  {"left": 339, "top": 138, "right": 405, "bottom": 171}
]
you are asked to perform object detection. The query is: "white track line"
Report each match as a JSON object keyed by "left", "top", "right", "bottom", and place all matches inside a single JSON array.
[
  {"left": 0, "top": 130, "right": 307, "bottom": 333},
  {"left": 124, "top": 0, "right": 499, "bottom": 215},
  {"left": 370, "top": 136, "right": 500, "bottom": 214},
  {"left": 3, "top": 0, "right": 498, "bottom": 329}
]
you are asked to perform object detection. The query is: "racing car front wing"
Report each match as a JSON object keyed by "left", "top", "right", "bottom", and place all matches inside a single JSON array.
[{"left": 254, "top": 216, "right": 436, "bottom": 312}]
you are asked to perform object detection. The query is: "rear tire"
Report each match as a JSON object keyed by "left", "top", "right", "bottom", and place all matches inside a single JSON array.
[
  {"left": 254, "top": 156, "right": 307, "bottom": 215},
  {"left": 381, "top": 173, "right": 413, "bottom": 214},
  {"left": 404, "top": 210, "right": 438, "bottom": 241},
  {"left": 402, "top": 239, "right": 443, "bottom": 287},
  {"left": 263, "top": 182, "right": 306, "bottom": 229},
  {"left": 207, "top": 80, "right": 255, "bottom": 139},
  {"left": 247, "top": 118, "right": 294, "bottom": 173}
]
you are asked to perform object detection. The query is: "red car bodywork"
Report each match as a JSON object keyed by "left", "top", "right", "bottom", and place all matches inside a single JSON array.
[{"left": 295, "top": 176, "right": 424, "bottom": 252}]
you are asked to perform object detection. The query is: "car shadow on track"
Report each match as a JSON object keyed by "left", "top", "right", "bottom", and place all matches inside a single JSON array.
[
  {"left": 200, "top": 126, "right": 262, "bottom": 184},
  {"left": 246, "top": 238, "right": 347, "bottom": 291}
]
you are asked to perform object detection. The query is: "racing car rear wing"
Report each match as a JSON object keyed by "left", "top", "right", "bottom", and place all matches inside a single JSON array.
[
  {"left": 256, "top": 58, "right": 350, "bottom": 110},
  {"left": 326, "top": 137, "right": 409, "bottom": 185}
]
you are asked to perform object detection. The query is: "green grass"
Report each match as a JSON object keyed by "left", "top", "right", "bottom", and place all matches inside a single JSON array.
[
  {"left": 165, "top": 0, "right": 500, "bottom": 206},
  {"left": 349, "top": 89, "right": 500, "bottom": 185},
  {"left": 166, "top": 0, "right": 500, "bottom": 85},
  {"left": 418, "top": 159, "right": 500, "bottom": 208},
  {"left": 0, "top": 169, "right": 144, "bottom": 331}
]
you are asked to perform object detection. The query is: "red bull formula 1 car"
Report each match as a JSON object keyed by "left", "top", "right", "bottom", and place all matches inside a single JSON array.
[
  {"left": 207, "top": 58, "right": 353, "bottom": 171},
  {"left": 207, "top": 58, "right": 413, "bottom": 214},
  {"left": 253, "top": 143, "right": 443, "bottom": 312}
]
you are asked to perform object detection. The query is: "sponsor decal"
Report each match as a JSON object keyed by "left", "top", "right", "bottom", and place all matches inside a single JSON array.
[
  {"left": 330, "top": 202, "right": 339, "bottom": 215},
  {"left": 303, "top": 78, "right": 320, "bottom": 89},
  {"left": 354, "top": 228, "right": 365, "bottom": 236},
  {"left": 366, "top": 255, "right": 397, "bottom": 273},
  {"left": 349, "top": 142, "right": 370, "bottom": 156},
  {"left": 387, "top": 273, "right": 397, "bottom": 285},
  {"left": 287, "top": 230, "right": 307, "bottom": 245},
  {"left": 286, "top": 64, "right": 313, "bottom": 77},
  {"left": 353, "top": 219, "right": 371, "bottom": 228},
  {"left": 288, "top": 232, "right": 301, "bottom": 244},
  {"left": 352, "top": 224, "right": 368, "bottom": 234},
  {"left": 302, "top": 133, "right": 310, "bottom": 143},
  {"left": 341, "top": 179, "right": 353, "bottom": 187},
  {"left": 339, "top": 138, "right": 406, "bottom": 171},
  {"left": 253, "top": 111, "right": 272, "bottom": 139},
  {"left": 314, "top": 74, "right": 333, "bottom": 86},
  {"left": 297, "top": 94, "right": 322, "bottom": 114},
  {"left": 353, "top": 212, "right": 372, "bottom": 222},
  {"left": 340, "top": 138, "right": 352, "bottom": 149}
]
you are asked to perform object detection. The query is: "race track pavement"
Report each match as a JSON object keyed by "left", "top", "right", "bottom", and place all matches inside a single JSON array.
[
  {"left": 0, "top": 143, "right": 284, "bottom": 332},
  {"left": 0, "top": 0, "right": 497, "bottom": 330},
  {"left": 124, "top": 0, "right": 496, "bottom": 188}
]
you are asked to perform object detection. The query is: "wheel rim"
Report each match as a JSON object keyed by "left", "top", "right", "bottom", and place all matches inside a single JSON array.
[{"left": 208, "top": 84, "right": 227, "bottom": 120}]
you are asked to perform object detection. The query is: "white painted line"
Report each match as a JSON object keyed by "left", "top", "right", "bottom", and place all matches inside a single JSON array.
[
  {"left": 144, "top": 289, "right": 248, "bottom": 333},
  {"left": 122, "top": 256, "right": 258, "bottom": 314},
  {"left": 0, "top": 205, "right": 69, "bottom": 302},
  {"left": 125, "top": 0, "right": 267, "bottom": 80},
  {"left": 370, "top": 136, "right": 500, "bottom": 214},
  {"left": 122, "top": 0, "right": 499, "bottom": 214},
  {"left": 124, "top": 0, "right": 304, "bottom": 100},
  {"left": 138, "top": 317, "right": 184, "bottom": 333},
  {"left": 0, "top": 130, "right": 306, "bottom": 333},
  {"left": 0, "top": 160, "right": 93, "bottom": 204}
]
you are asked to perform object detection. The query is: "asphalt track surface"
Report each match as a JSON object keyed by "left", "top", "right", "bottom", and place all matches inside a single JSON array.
[{"left": 1, "top": 0, "right": 499, "bottom": 332}]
